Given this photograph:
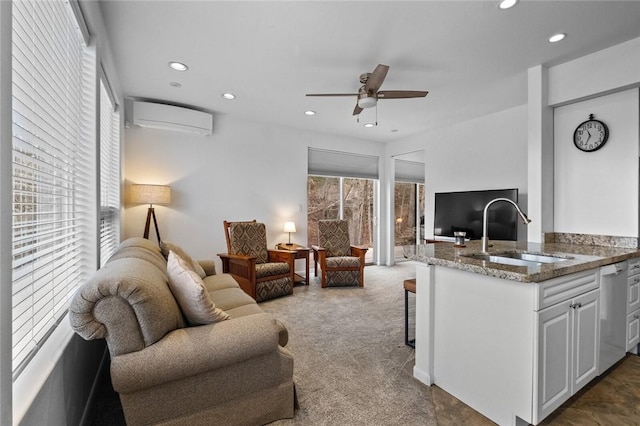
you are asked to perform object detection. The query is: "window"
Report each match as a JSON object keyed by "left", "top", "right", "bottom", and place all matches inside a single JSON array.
[
  {"left": 307, "top": 148, "right": 378, "bottom": 263},
  {"left": 11, "top": 0, "right": 95, "bottom": 376},
  {"left": 99, "top": 79, "right": 120, "bottom": 266},
  {"left": 394, "top": 182, "right": 425, "bottom": 248},
  {"left": 394, "top": 159, "right": 425, "bottom": 260},
  {"left": 307, "top": 176, "right": 375, "bottom": 263}
]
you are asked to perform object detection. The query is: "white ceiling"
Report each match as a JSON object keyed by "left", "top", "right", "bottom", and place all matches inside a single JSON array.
[{"left": 99, "top": 0, "right": 640, "bottom": 143}]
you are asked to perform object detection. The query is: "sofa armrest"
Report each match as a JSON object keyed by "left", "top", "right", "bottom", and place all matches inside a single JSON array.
[
  {"left": 111, "top": 313, "right": 280, "bottom": 393},
  {"left": 197, "top": 259, "right": 216, "bottom": 276}
]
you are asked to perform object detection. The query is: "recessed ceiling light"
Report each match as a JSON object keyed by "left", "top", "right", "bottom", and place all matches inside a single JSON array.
[
  {"left": 498, "top": 0, "right": 518, "bottom": 10},
  {"left": 168, "top": 61, "right": 188, "bottom": 71},
  {"left": 169, "top": 81, "right": 182, "bottom": 88},
  {"left": 548, "top": 33, "right": 566, "bottom": 43},
  {"left": 221, "top": 93, "right": 236, "bottom": 100},
  {"left": 391, "top": 129, "right": 399, "bottom": 133},
  {"left": 304, "top": 110, "right": 316, "bottom": 116},
  {"left": 363, "top": 123, "right": 375, "bottom": 128}
]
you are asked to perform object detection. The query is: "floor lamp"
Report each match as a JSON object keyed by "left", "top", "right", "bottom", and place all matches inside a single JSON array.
[{"left": 130, "top": 184, "right": 171, "bottom": 242}]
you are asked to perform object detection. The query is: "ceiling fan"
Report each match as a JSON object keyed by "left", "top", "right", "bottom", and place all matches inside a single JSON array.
[{"left": 306, "top": 64, "right": 428, "bottom": 116}]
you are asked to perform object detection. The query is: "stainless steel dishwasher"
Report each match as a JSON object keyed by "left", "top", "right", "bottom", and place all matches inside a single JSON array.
[{"left": 599, "top": 261, "right": 628, "bottom": 374}]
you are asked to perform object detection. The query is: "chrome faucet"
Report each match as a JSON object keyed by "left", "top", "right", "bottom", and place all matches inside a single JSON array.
[{"left": 481, "top": 198, "right": 531, "bottom": 253}]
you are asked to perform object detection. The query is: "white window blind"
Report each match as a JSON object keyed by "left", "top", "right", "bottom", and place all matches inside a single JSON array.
[
  {"left": 395, "top": 159, "right": 425, "bottom": 183},
  {"left": 11, "top": 0, "right": 95, "bottom": 376},
  {"left": 99, "top": 79, "right": 120, "bottom": 266},
  {"left": 308, "top": 148, "right": 379, "bottom": 180}
]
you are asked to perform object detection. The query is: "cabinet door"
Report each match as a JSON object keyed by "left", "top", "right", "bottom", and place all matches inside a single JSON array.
[
  {"left": 628, "top": 275, "right": 640, "bottom": 314},
  {"left": 572, "top": 289, "right": 599, "bottom": 394},
  {"left": 536, "top": 302, "right": 572, "bottom": 420},
  {"left": 627, "top": 310, "right": 640, "bottom": 351}
]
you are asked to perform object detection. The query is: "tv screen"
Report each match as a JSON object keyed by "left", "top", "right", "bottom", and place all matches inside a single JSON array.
[{"left": 433, "top": 188, "right": 519, "bottom": 241}]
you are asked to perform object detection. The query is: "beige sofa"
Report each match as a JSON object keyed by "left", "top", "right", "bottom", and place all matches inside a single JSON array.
[{"left": 69, "top": 237, "right": 294, "bottom": 425}]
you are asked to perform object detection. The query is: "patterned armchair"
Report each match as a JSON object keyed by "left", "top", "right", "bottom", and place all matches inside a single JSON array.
[
  {"left": 218, "top": 220, "right": 295, "bottom": 302},
  {"left": 311, "top": 219, "right": 368, "bottom": 288}
]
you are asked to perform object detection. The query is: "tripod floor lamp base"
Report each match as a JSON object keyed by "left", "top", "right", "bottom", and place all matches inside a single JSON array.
[
  {"left": 143, "top": 206, "right": 162, "bottom": 242},
  {"left": 130, "top": 184, "right": 171, "bottom": 242}
]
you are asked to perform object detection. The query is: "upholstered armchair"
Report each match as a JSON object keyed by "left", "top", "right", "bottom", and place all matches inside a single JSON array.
[
  {"left": 312, "top": 219, "right": 368, "bottom": 288},
  {"left": 218, "top": 220, "right": 295, "bottom": 302}
]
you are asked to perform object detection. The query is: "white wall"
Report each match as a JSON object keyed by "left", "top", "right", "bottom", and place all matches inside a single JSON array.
[
  {"left": 387, "top": 105, "right": 529, "bottom": 241},
  {"left": 554, "top": 89, "right": 639, "bottom": 236},
  {"left": 124, "top": 114, "right": 384, "bottom": 270},
  {"left": 548, "top": 37, "right": 640, "bottom": 106}
]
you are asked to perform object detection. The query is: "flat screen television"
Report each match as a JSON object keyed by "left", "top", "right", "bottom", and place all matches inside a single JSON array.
[{"left": 433, "top": 188, "right": 519, "bottom": 241}]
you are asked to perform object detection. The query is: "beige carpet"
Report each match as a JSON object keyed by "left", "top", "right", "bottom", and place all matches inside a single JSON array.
[{"left": 261, "top": 262, "right": 436, "bottom": 425}]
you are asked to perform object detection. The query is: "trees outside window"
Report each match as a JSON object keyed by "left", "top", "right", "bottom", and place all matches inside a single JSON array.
[
  {"left": 307, "top": 176, "right": 374, "bottom": 263},
  {"left": 394, "top": 182, "right": 425, "bottom": 260}
]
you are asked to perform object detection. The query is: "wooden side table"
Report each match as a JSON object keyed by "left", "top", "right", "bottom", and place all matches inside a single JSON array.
[{"left": 276, "top": 243, "right": 310, "bottom": 285}]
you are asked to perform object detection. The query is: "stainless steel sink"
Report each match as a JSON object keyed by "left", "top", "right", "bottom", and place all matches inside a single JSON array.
[
  {"left": 461, "top": 252, "right": 570, "bottom": 267},
  {"left": 495, "top": 252, "right": 569, "bottom": 263}
]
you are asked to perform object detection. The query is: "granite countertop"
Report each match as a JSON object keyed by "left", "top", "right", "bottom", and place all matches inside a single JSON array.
[{"left": 406, "top": 239, "right": 640, "bottom": 283}]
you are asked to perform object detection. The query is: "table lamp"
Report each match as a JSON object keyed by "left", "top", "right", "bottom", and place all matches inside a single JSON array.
[
  {"left": 130, "top": 184, "right": 171, "bottom": 241},
  {"left": 283, "top": 222, "right": 296, "bottom": 246}
]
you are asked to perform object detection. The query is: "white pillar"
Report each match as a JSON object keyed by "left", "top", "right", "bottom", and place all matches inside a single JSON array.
[{"left": 527, "top": 65, "right": 554, "bottom": 242}]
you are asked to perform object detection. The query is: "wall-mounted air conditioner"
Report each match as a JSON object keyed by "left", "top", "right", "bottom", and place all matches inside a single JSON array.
[{"left": 132, "top": 101, "right": 213, "bottom": 135}]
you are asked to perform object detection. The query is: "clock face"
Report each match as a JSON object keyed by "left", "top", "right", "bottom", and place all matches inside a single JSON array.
[{"left": 573, "top": 119, "right": 609, "bottom": 152}]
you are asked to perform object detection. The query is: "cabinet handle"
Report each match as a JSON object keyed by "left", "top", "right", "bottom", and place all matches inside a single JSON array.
[
  {"left": 570, "top": 302, "right": 582, "bottom": 309},
  {"left": 635, "top": 314, "right": 640, "bottom": 320},
  {"left": 633, "top": 265, "right": 640, "bottom": 270},
  {"left": 635, "top": 278, "right": 640, "bottom": 283}
]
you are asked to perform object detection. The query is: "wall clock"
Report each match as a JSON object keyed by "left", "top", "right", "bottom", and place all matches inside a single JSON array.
[{"left": 573, "top": 113, "right": 609, "bottom": 152}]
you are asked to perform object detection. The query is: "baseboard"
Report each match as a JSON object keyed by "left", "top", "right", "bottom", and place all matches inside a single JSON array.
[
  {"left": 79, "top": 346, "right": 110, "bottom": 426},
  {"left": 413, "top": 365, "right": 433, "bottom": 386}
]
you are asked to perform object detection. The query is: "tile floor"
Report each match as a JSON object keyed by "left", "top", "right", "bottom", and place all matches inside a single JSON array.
[{"left": 432, "top": 354, "right": 640, "bottom": 425}]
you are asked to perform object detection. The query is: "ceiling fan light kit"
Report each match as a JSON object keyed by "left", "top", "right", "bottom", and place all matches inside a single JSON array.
[
  {"left": 357, "top": 95, "right": 377, "bottom": 109},
  {"left": 306, "top": 64, "right": 428, "bottom": 120}
]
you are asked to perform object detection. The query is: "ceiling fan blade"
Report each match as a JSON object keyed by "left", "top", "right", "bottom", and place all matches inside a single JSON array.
[
  {"left": 353, "top": 104, "right": 363, "bottom": 116},
  {"left": 364, "top": 64, "right": 389, "bottom": 93},
  {"left": 377, "top": 90, "right": 428, "bottom": 99},
  {"left": 306, "top": 93, "right": 358, "bottom": 97}
]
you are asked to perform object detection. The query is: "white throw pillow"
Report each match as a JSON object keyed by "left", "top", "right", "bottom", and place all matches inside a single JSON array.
[
  {"left": 166, "top": 251, "right": 230, "bottom": 325},
  {"left": 160, "top": 241, "right": 207, "bottom": 279}
]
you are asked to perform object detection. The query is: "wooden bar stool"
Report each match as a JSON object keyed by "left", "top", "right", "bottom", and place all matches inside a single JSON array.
[{"left": 404, "top": 278, "right": 416, "bottom": 348}]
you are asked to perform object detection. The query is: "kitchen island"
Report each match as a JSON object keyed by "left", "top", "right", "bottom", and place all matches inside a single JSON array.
[{"left": 408, "top": 236, "right": 640, "bottom": 426}]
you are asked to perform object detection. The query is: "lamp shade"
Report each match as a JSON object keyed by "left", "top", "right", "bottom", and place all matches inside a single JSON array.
[
  {"left": 283, "top": 222, "right": 296, "bottom": 233},
  {"left": 130, "top": 184, "right": 171, "bottom": 205}
]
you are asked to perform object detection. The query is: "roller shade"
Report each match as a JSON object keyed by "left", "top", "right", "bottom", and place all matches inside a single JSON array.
[
  {"left": 308, "top": 148, "right": 379, "bottom": 179},
  {"left": 395, "top": 159, "right": 425, "bottom": 183}
]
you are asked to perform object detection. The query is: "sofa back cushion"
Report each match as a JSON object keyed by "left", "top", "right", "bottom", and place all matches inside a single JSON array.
[
  {"left": 160, "top": 240, "right": 207, "bottom": 278},
  {"left": 107, "top": 246, "right": 168, "bottom": 276},
  {"left": 69, "top": 257, "right": 185, "bottom": 356}
]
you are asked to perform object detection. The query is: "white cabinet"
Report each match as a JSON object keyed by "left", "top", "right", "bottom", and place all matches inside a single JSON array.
[
  {"left": 416, "top": 265, "right": 604, "bottom": 426},
  {"left": 627, "top": 312, "right": 640, "bottom": 350},
  {"left": 627, "top": 259, "right": 640, "bottom": 351},
  {"left": 536, "top": 289, "right": 599, "bottom": 421}
]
